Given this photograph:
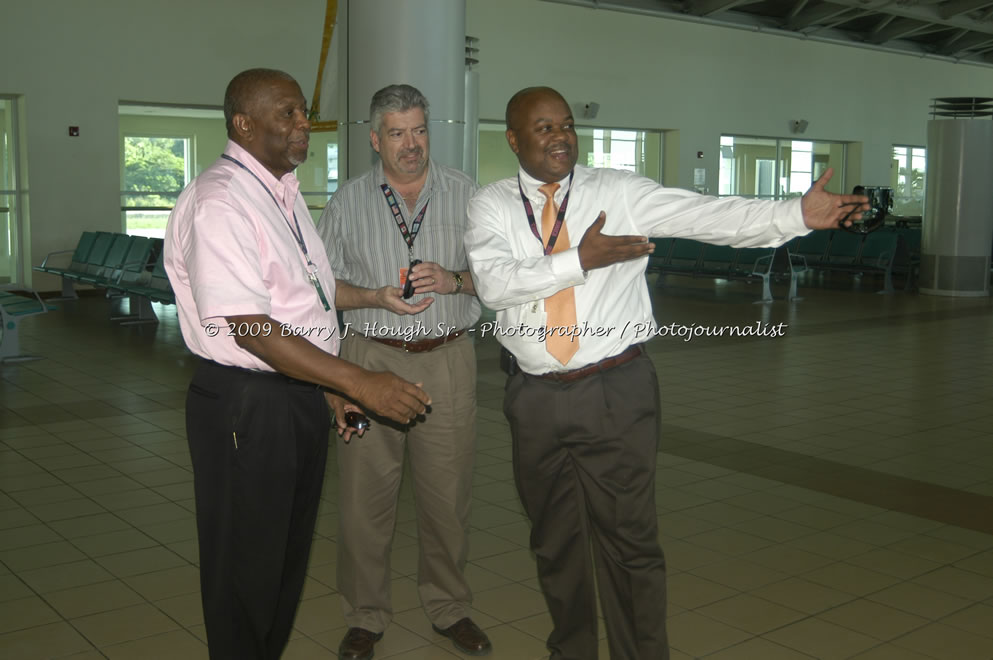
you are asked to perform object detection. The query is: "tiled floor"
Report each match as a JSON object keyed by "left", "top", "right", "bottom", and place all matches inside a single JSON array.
[{"left": 2, "top": 270, "right": 992, "bottom": 659}]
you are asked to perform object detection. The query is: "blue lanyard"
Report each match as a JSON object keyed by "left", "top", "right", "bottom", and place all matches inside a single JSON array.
[{"left": 220, "top": 154, "right": 331, "bottom": 312}]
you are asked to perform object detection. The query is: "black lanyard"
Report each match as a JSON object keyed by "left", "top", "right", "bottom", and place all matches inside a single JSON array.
[
  {"left": 381, "top": 184, "right": 428, "bottom": 257},
  {"left": 518, "top": 172, "right": 573, "bottom": 255},
  {"left": 220, "top": 154, "right": 331, "bottom": 311}
]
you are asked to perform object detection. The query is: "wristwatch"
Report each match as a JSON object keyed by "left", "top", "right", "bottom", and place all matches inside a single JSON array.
[{"left": 452, "top": 271, "right": 464, "bottom": 293}]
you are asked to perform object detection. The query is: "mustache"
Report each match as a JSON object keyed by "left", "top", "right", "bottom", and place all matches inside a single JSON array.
[{"left": 398, "top": 147, "right": 423, "bottom": 157}]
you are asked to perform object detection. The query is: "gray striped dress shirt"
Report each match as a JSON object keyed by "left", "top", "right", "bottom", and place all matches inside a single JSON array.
[{"left": 317, "top": 159, "right": 481, "bottom": 340}]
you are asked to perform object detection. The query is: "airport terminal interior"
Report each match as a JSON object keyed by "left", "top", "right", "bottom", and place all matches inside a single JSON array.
[
  {"left": 2, "top": 270, "right": 993, "bottom": 659},
  {"left": 3, "top": 0, "right": 993, "bottom": 658}
]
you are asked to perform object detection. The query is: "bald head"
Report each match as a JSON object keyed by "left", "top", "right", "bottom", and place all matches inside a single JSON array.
[
  {"left": 224, "top": 68, "right": 297, "bottom": 137},
  {"left": 505, "top": 86, "right": 568, "bottom": 132},
  {"left": 504, "top": 86, "right": 578, "bottom": 183},
  {"left": 221, "top": 68, "right": 310, "bottom": 180}
]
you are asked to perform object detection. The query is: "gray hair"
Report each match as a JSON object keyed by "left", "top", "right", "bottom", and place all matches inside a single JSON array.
[{"left": 369, "top": 84, "right": 430, "bottom": 134}]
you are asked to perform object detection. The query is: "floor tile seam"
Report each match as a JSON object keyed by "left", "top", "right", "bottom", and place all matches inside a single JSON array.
[
  {"left": 659, "top": 423, "right": 993, "bottom": 535},
  {"left": 671, "top": 602, "right": 866, "bottom": 658},
  {"left": 642, "top": 303, "right": 993, "bottom": 356},
  {"left": 58, "top": 596, "right": 191, "bottom": 654},
  {"left": 2, "top": 486, "right": 188, "bottom": 593},
  {"left": 701, "top": 589, "right": 944, "bottom": 648}
]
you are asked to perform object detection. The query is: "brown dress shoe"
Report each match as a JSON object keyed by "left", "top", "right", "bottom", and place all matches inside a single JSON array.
[
  {"left": 432, "top": 617, "right": 492, "bottom": 656},
  {"left": 338, "top": 627, "right": 383, "bottom": 660}
]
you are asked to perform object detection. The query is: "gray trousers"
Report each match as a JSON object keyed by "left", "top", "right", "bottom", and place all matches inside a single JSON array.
[
  {"left": 336, "top": 334, "right": 477, "bottom": 632},
  {"left": 505, "top": 352, "right": 669, "bottom": 660}
]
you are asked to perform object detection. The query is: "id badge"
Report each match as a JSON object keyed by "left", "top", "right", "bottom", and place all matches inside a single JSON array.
[{"left": 307, "top": 264, "right": 331, "bottom": 312}]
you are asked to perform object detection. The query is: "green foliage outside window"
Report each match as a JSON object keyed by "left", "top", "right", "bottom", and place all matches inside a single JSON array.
[{"left": 123, "top": 137, "right": 186, "bottom": 208}]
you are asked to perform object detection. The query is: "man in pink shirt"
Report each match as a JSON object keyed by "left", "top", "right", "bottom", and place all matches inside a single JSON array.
[{"left": 165, "top": 68, "right": 430, "bottom": 660}]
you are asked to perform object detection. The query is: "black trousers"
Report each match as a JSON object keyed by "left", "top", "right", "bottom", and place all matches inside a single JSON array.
[
  {"left": 186, "top": 360, "right": 330, "bottom": 660},
  {"left": 504, "top": 353, "right": 669, "bottom": 660}
]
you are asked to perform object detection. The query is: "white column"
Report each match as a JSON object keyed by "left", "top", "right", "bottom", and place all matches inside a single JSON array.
[
  {"left": 344, "top": 0, "right": 466, "bottom": 177},
  {"left": 921, "top": 117, "right": 993, "bottom": 297}
]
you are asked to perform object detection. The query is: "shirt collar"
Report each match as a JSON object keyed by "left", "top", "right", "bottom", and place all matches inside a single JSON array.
[
  {"left": 374, "top": 158, "right": 446, "bottom": 198},
  {"left": 517, "top": 167, "right": 574, "bottom": 202},
  {"left": 223, "top": 140, "right": 301, "bottom": 211}
]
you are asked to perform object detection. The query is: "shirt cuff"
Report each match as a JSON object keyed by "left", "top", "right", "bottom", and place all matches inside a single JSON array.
[
  {"left": 552, "top": 247, "right": 587, "bottom": 287},
  {"left": 783, "top": 197, "right": 808, "bottom": 234}
]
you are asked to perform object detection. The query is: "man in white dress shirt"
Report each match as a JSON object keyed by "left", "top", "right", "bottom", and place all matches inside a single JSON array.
[{"left": 464, "top": 86, "right": 868, "bottom": 660}]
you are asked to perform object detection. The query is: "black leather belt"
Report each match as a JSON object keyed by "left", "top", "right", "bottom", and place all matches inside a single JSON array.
[
  {"left": 502, "top": 344, "right": 645, "bottom": 383},
  {"left": 199, "top": 358, "right": 320, "bottom": 389}
]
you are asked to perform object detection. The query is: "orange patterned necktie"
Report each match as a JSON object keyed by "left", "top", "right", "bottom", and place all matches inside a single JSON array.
[{"left": 539, "top": 182, "right": 579, "bottom": 364}]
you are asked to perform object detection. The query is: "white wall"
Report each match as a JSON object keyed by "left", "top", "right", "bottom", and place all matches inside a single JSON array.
[
  {"left": 466, "top": 0, "right": 993, "bottom": 191},
  {"left": 0, "top": 0, "right": 325, "bottom": 288},
  {"left": 4, "top": 0, "right": 993, "bottom": 289}
]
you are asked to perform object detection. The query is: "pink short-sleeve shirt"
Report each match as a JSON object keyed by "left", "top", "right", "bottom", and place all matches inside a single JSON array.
[{"left": 164, "top": 140, "right": 340, "bottom": 370}]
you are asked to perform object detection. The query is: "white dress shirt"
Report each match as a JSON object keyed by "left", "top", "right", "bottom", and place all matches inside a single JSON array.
[{"left": 465, "top": 165, "right": 809, "bottom": 375}]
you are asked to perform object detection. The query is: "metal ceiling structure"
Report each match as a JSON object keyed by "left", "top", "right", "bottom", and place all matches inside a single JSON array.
[{"left": 544, "top": 0, "right": 993, "bottom": 68}]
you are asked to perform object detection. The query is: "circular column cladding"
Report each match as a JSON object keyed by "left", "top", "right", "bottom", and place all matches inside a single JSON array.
[
  {"left": 344, "top": 0, "right": 467, "bottom": 176},
  {"left": 921, "top": 98, "right": 993, "bottom": 297}
]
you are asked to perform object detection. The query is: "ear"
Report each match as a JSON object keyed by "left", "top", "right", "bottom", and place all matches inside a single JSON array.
[
  {"left": 370, "top": 128, "right": 381, "bottom": 154},
  {"left": 232, "top": 113, "right": 254, "bottom": 142},
  {"left": 505, "top": 129, "right": 519, "bottom": 155}
]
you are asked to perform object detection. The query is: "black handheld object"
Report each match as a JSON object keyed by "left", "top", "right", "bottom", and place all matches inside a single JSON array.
[
  {"left": 840, "top": 186, "right": 892, "bottom": 234},
  {"left": 344, "top": 411, "right": 370, "bottom": 432},
  {"left": 402, "top": 259, "right": 422, "bottom": 299}
]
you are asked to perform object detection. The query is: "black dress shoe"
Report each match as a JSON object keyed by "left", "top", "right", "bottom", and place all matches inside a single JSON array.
[
  {"left": 432, "top": 617, "right": 492, "bottom": 656},
  {"left": 338, "top": 627, "right": 383, "bottom": 660}
]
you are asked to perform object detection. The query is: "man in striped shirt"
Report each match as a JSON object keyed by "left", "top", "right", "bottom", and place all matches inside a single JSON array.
[{"left": 317, "top": 84, "right": 490, "bottom": 660}]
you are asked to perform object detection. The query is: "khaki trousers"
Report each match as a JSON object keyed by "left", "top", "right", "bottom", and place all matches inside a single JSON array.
[{"left": 336, "top": 333, "right": 477, "bottom": 632}]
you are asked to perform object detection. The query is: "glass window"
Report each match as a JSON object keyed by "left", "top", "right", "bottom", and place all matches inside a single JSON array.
[
  {"left": 119, "top": 104, "right": 226, "bottom": 238},
  {"left": 118, "top": 104, "right": 338, "bottom": 227},
  {"left": 891, "top": 145, "right": 925, "bottom": 217},
  {"left": 1, "top": 96, "right": 21, "bottom": 284},
  {"left": 298, "top": 129, "right": 339, "bottom": 223},
  {"left": 122, "top": 135, "right": 190, "bottom": 238},
  {"left": 719, "top": 135, "right": 846, "bottom": 199},
  {"left": 327, "top": 143, "right": 339, "bottom": 195},
  {"left": 477, "top": 122, "right": 662, "bottom": 186}
]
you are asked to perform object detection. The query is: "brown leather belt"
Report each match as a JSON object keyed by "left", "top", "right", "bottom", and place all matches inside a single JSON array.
[
  {"left": 531, "top": 344, "right": 645, "bottom": 383},
  {"left": 368, "top": 329, "right": 466, "bottom": 353}
]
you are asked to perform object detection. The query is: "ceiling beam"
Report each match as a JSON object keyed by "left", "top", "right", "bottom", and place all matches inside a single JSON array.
[
  {"left": 538, "top": 0, "right": 993, "bottom": 67},
  {"left": 940, "top": 0, "right": 993, "bottom": 20},
  {"left": 788, "top": 4, "right": 857, "bottom": 31},
  {"left": 787, "top": 0, "right": 811, "bottom": 20},
  {"left": 820, "top": 9, "right": 874, "bottom": 33},
  {"left": 869, "top": 14, "right": 897, "bottom": 36},
  {"left": 867, "top": 18, "right": 935, "bottom": 44},
  {"left": 683, "top": 0, "right": 757, "bottom": 17},
  {"left": 829, "top": 0, "right": 993, "bottom": 35},
  {"left": 936, "top": 31, "right": 993, "bottom": 55}
]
